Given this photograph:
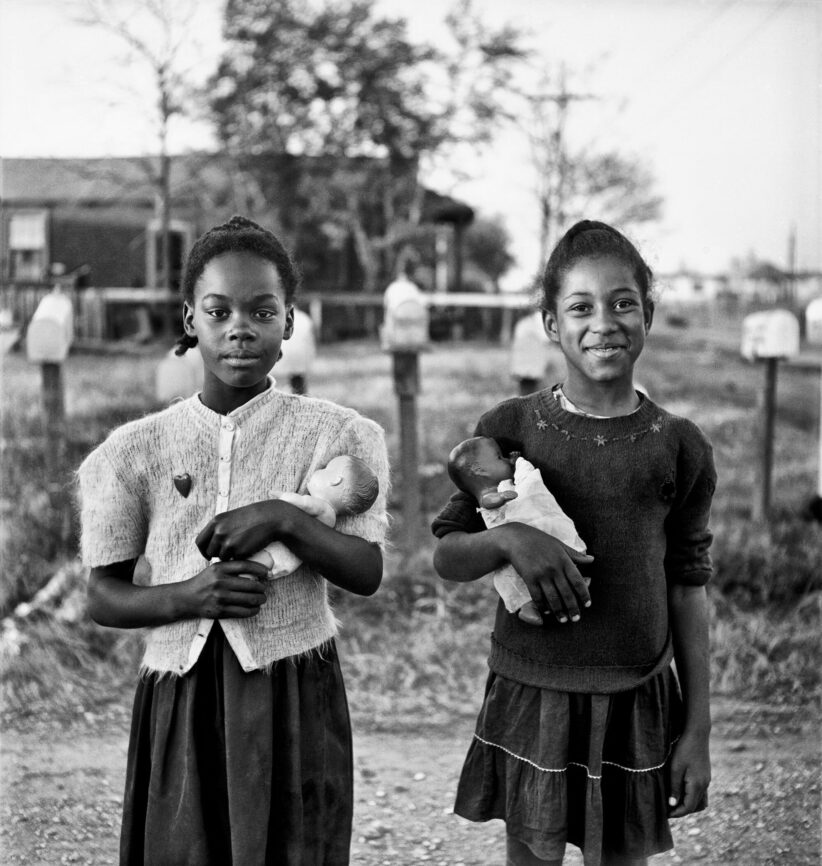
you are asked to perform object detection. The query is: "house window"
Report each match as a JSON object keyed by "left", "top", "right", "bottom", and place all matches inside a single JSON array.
[{"left": 8, "top": 211, "right": 48, "bottom": 281}]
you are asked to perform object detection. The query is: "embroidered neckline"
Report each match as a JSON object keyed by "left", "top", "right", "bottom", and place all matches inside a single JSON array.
[
  {"left": 552, "top": 384, "right": 642, "bottom": 418},
  {"left": 533, "top": 392, "right": 665, "bottom": 445}
]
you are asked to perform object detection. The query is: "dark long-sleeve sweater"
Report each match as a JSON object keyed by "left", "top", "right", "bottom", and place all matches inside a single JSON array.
[{"left": 432, "top": 390, "right": 716, "bottom": 694}]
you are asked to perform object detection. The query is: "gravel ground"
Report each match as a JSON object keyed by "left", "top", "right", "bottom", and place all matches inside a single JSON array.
[{"left": 1, "top": 698, "right": 818, "bottom": 865}]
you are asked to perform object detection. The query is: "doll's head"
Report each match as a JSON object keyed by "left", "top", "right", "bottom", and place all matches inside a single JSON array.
[
  {"left": 448, "top": 437, "right": 516, "bottom": 508},
  {"left": 307, "top": 455, "right": 379, "bottom": 516}
]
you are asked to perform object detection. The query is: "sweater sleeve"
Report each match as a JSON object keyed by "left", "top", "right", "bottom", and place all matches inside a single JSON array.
[
  {"left": 431, "top": 415, "right": 493, "bottom": 539},
  {"left": 332, "top": 415, "right": 390, "bottom": 549},
  {"left": 664, "top": 426, "right": 717, "bottom": 586},
  {"left": 77, "top": 438, "right": 148, "bottom": 567}
]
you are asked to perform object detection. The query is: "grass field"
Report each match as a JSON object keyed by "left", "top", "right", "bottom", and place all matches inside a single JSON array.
[{"left": 1, "top": 315, "right": 820, "bottom": 722}]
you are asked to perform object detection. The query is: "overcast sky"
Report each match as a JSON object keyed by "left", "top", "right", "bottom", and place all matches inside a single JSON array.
[{"left": 1, "top": 0, "right": 819, "bottom": 285}]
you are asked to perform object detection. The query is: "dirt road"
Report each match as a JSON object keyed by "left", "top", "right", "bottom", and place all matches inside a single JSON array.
[{"left": 1, "top": 699, "right": 818, "bottom": 865}]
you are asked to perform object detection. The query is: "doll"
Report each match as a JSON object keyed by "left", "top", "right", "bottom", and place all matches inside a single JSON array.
[
  {"left": 447, "top": 436, "right": 587, "bottom": 625},
  {"left": 249, "top": 454, "right": 379, "bottom": 579}
]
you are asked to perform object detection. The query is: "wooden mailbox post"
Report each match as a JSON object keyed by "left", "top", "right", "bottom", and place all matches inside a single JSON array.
[
  {"left": 740, "top": 309, "right": 800, "bottom": 521},
  {"left": 805, "top": 297, "right": 822, "bottom": 517},
  {"left": 26, "top": 290, "right": 74, "bottom": 532},
  {"left": 382, "top": 278, "right": 429, "bottom": 548}
]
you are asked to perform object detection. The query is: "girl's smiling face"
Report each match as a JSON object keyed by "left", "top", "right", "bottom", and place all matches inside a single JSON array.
[
  {"left": 543, "top": 254, "right": 652, "bottom": 394},
  {"left": 184, "top": 250, "right": 294, "bottom": 413}
]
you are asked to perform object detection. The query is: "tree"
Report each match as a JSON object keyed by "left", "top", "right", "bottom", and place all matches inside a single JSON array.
[
  {"left": 209, "top": 0, "right": 526, "bottom": 292},
  {"left": 524, "top": 67, "right": 662, "bottom": 267},
  {"left": 463, "top": 216, "right": 516, "bottom": 285},
  {"left": 75, "top": 0, "right": 199, "bottom": 290}
]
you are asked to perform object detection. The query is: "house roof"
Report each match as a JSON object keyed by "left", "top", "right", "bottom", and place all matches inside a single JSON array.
[
  {"left": 0, "top": 154, "right": 227, "bottom": 206},
  {"left": 0, "top": 155, "right": 474, "bottom": 226}
]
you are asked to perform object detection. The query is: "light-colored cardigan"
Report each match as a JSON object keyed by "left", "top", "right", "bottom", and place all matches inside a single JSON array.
[{"left": 78, "top": 386, "right": 390, "bottom": 675}]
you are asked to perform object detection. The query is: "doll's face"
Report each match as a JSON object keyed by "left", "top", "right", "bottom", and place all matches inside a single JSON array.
[
  {"left": 307, "top": 456, "right": 356, "bottom": 511},
  {"left": 471, "top": 439, "right": 514, "bottom": 485}
]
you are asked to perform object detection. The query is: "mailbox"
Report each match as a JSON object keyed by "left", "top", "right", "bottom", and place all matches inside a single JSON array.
[
  {"left": 381, "top": 277, "right": 429, "bottom": 351},
  {"left": 26, "top": 291, "right": 74, "bottom": 363},
  {"left": 155, "top": 346, "right": 204, "bottom": 403},
  {"left": 805, "top": 297, "right": 822, "bottom": 346},
  {"left": 741, "top": 309, "right": 800, "bottom": 361}
]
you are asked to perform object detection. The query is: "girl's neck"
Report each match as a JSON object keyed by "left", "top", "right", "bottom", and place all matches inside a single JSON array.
[
  {"left": 559, "top": 378, "right": 640, "bottom": 418},
  {"left": 200, "top": 377, "right": 272, "bottom": 415}
]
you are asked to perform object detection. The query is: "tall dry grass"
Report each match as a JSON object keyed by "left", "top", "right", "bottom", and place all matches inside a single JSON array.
[{"left": 1, "top": 317, "right": 820, "bottom": 722}]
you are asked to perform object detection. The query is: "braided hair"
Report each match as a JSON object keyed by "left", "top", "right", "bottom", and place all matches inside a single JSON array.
[
  {"left": 174, "top": 215, "right": 301, "bottom": 355},
  {"left": 538, "top": 220, "right": 654, "bottom": 315}
]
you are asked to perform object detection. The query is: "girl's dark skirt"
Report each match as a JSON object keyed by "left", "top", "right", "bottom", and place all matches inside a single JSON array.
[
  {"left": 121, "top": 626, "right": 353, "bottom": 866},
  {"left": 454, "top": 667, "right": 684, "bottom": 866}
]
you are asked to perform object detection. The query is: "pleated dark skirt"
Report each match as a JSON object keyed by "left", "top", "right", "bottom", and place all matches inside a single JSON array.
[
  {"left": 120, "top": 625, "right": 353, "bottom": 866},
  {"left": 454, "top": 667, "right": 684, "bottom": 866}
]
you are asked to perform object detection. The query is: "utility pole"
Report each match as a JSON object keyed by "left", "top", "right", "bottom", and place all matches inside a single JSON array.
[
  {"left": 786, "top": 224, "right": 797, "bottom": 305},
  {"left": 527, "top": 64, "right": 597, "bottom": 266}
]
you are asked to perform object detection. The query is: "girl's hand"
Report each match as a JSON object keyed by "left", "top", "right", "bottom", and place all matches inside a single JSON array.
[
  {"left": 196, "top": 501, "right": 293, "bottom": 560},
  {"left": 498, "top": 523, "right": 593, "bottom": 624},
  {"left": 179, "top": 560, "right": 269, "bottom": 619},
  {"left": 668, "top": 727, "right": 711, "bottom": 817}
]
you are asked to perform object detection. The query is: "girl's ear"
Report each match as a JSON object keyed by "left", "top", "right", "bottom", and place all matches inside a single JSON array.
[
  {"left": 282, "top": 306, "right": 295, "bottom": 341},
  {"left": 643, "top": 299, "right": 655, "bottom": 334},
  {"left": 542, "top": 310, "right": 560, "bottom": 344},
  {"left": 183, "top": 301, "right": 196, "bottom": 337}
]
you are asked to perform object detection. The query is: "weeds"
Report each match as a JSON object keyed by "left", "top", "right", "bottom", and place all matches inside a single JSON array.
[{"left": 1, "top": 336, "right": 820, "bottom": 721}]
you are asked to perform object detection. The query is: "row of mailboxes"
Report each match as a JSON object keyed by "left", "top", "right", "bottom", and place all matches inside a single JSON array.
[
  {"left": 380, "top": 276, "right": 430, "bottom": 351},
  {"left": 25, "top": 291, "right": 74, "bottom": 363},
  {"left": 18, "top": 288, "right": 822, "bottom": 364},
  {"left": 738, "top": 300, "right": 822, "bottom": 360},
  {"left": 740, "top": 309, "right": 800, "bottom": 361}
]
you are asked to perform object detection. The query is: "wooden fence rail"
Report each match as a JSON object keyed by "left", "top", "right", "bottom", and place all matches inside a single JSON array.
[{"left": 1, "top": 284, "right": 535, "bottom": 345}]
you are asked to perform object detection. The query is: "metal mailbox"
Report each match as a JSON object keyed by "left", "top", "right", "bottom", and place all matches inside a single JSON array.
[
  {"left": 26, "top": 291, "right": 74, "bottom": 363},
  {"left": 741, "top": 309, "right": 800, "bottom": 361},
  {"left": 381, "top": 278, "right": 429, "bottom": 351},
  {"left": 805, "top": 297, "right": 822, "bottom": 346}
]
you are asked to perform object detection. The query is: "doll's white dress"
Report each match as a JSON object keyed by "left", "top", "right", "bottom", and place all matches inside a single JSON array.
[{"left": 479, "top": 457, "right": 587, "bottom": 614}]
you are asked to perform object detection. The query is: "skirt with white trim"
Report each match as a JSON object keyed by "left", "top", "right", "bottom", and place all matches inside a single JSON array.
[{"left": 453, "top": 667, "right": 684, "bottom": 866}]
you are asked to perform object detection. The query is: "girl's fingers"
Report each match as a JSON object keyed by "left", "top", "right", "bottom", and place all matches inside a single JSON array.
[
  {"left": 219, "top": 560, "right": 270, "bottom": 581},
  {"left": 538, "top": 579, "right": 567, "bottom": 623},
  {"left": 219, "top": 605, "right": 265, "bottom": 619},
  {"left": 554, "top": 573, "right": 581, "bottom": 622},
  {"left": 195, "top": 523, "right": 215, "bottom": 557}
]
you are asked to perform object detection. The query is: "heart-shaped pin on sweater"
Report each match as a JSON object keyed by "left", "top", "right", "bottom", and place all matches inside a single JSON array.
[{"left": 173, "top": 474, "right": 192, "bottom": 498}]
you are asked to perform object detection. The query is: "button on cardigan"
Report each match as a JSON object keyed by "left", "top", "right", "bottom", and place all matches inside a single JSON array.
[{"left": 78, "top": 386, "right": 390, "bottom": 675}]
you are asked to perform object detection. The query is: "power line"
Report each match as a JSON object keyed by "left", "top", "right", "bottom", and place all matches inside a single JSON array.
[{"left": 652, "top": 0, "right": 796, "bottom": 124}]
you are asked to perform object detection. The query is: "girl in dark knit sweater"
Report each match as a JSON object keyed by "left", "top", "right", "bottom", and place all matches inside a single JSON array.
[{"left": 432, "top": 221, "right": 715, "bottom": 866}]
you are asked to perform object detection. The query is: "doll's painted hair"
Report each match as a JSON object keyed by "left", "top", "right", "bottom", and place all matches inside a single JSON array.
[
  {"left": 538, "top": 220, "right": 654, "bottom": 314},
  {"left": 447, "top": 437, "right": 508, "bottom": 492},
  {"left": 174, "top": 215, "right": 300, "bottom": 355},
  {"left": 332, "top": 455, "right": 380, "bottom": 516}
]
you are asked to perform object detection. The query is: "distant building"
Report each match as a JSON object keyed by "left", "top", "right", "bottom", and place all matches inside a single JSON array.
[
  {"left": 658, "top": 269, "right": 727, "bottom": 305},
  {"left": 0, "top": 155, "right": 473, "bottom": 294}
]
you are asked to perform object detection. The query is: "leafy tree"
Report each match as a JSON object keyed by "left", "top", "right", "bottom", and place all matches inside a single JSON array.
[
  {"left": 75, "top": 0, "right": 200, "bottom": 290},
  {"left": 523, "top": 68, "right": 662, "bottom": 267},
  {"left": 209, "top": 0, "right": 526, "bottom": 292},
  {"left": 463, "top": 216, "right": 516, "bottom": 284}
]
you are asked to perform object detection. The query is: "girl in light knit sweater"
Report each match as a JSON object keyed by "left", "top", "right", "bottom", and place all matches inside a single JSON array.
[
  {"left": 432, "top": 220, "right": 715, "bottom": 866},
  {"left": 78, "top": 216, "right": 389, "bottom": 866}
]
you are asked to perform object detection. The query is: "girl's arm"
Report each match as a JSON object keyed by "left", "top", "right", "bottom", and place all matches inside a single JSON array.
[
  {"left": 667, "top": 582, "right": 712, "bottom": 817},
  {"left": 195, "top": 500, "right": 382, "bottom": 597},
  {"left": 433, "top": 524, "right": 593, "bottom": 623},
  {"left": 87, "top": 557, "right": 269, "bottom": 629}
]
